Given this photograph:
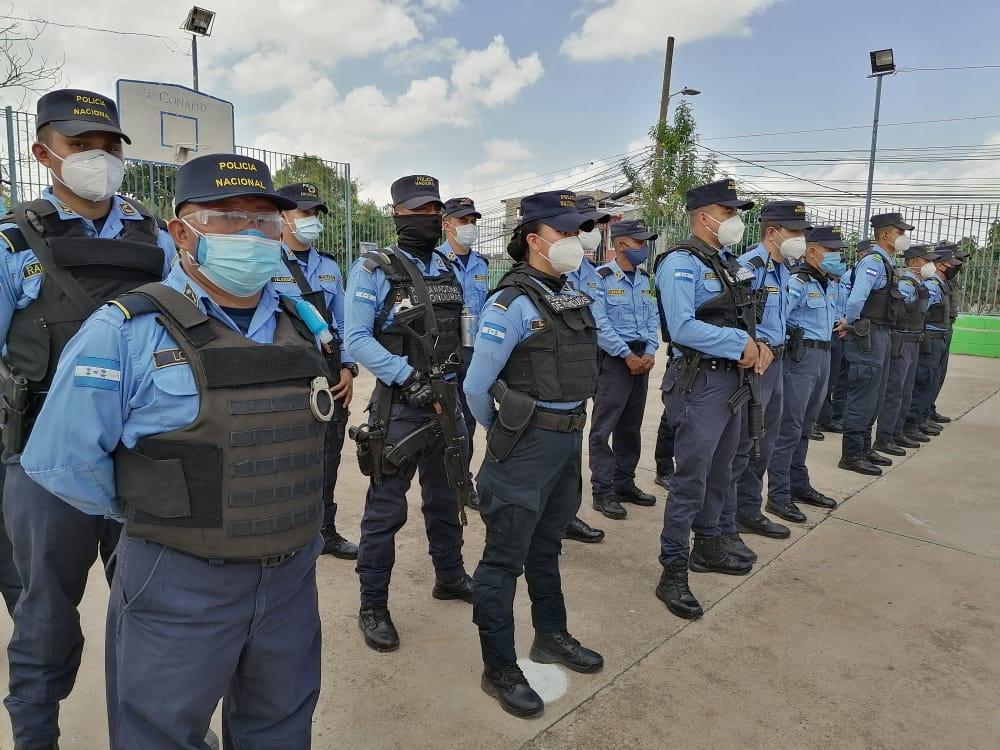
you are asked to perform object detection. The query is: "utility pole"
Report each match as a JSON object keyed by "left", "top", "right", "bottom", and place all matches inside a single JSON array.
[
  {"left": 862, "top": 75, "right": 883, "bottom": 236},
  {"left": 654, "top": 36, "right": 675, "bottom": 162}
]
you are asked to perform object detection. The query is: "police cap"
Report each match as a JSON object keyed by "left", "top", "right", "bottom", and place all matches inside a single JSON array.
[
  {"left": 276, "top": 183, "right": 328, "bottom": 214},
  {"left": 518, "top": 190, "right": 595, "bottom": 233},
  {"left": 443, "top": 197, "right": 481, "bottom": 219},
  {"left": 805, "top": 225, "right": 847, "bottom": 249},
  {"left": 761, "top": 200, "right": 811, "bottom": 230},
  {"left": 856, "top": 239, "right": 874, "bottom": 253},
  {"left": 685, "top": 178, "right": 754, "bottom": 211},
  {"left": 870, "top": 212, "right": 914, "bottom": 231},
  {"left": 610, "top": 218, "right": 658, "bottom": 242},
  {"left": 174, "top": 153, "right": 296, "bottom": 212},
  {"left": 575, "top": 194, "right": 611, "bottom": 224},
  {"left": 391, "top": 175, "right": 442, "bottom": 210},
  {"left": 903, "top": 244, "right": 941, "bottom": 261},
  {"left": 36, "top": 88, "right": 130, "bottom": 144}
]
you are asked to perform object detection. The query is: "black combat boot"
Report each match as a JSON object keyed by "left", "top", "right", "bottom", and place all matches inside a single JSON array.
[
  {"left": 530, "top": 630, "right": 604, "bottom": 673},
  {"left": 321, "top": 527, "right": 358, "bottom": 560},
  {"left": 358, "top": 603, "right": 399, "bottom": 652},
  {"left": 737, "top": 513, "right": 791, "bottom": 539},
  {"left": 929, "top": 410, "right": 951, "bottom": 423},
  {"left": 481, "top": 663, "right": 544, "bottom": 718},
  {"left": 873, "top": 439, "right": 906, "bottom": 457},
  {"left": 617, "top": 483, "right": 656, "bottom": 507},
  {"left": 866, "top": 450, "right": 892, "bottom": 466},
  {"left": 592, "top": 494, "right": 627, "bottom": 520},
  {"left": 563, "top": 516, "right": 604, "bottom": 543},
  {"left": 655, "top": 561, "right": 703, "bottom": 619},
  {"left": 893, "top": 434, "right": 921, "bottom": 449},
  {"left": 689, "top": 535, "right": 752, "bottom": 575},
  {"left": 839, "top": 455, "right": 883, "bottom": 475},
  {"left": 791, "top": 487, "right": 837, "bottom": 509},
  {"left": 765, "top": 499, "right": 808, "bottom": 523},
  {"left": 720, "top": 532, "right": 757, "bottom": 562},
  {"left": 432, "top": 574, "right": 474, "bottom": 604}
]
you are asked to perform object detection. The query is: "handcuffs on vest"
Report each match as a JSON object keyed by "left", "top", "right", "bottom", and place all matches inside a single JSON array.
[{"left": 309, "top": 376, "right": 337, "bottom": 421}]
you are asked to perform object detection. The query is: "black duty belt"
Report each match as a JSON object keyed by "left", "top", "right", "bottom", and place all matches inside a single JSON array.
[
  {"left": 802, "top": 339, "right": 832, "bottom": 351},
  {"left": 627, "top": 341, "right": 646, "bottom": 355},
  {"left": 165, "top": 545, "right": 299, "bottom": 568},
  {"left": 767, "top": 344, "right": 786, "bottom": 359},
  {"left": 894, "top": 331, "right": 924, "bottom": 342},
  {"left": 691, "top": 357, "right": 738, "bottom": 372},
  {"left": 926, "top": 330, "right": 948, "bottom": 340},
  {"left": 531, "top": 406, "right": 587, "bottom": 433}
]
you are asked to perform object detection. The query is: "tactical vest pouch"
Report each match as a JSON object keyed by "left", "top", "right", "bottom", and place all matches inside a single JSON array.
[
  {"left": 486, "top": 381, "right": 535, "bottom": 462},
  {"left": 890, "top": 331, "right": 904, "bottom": 359},
  {"left": 0, "top": 359, "right": 30, "bottom": 454},
  {"left": 383, "top": 421, "right": 440, "bottom": 480},
  {"left": 853, "top": 318, "right": 873, "bottom": 353}
]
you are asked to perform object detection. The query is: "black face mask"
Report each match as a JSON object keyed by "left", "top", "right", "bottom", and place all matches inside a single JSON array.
[
  {"left": 394, "top": 214, "right": 442, "bottom": 257},
  {"left": 944, "top": 264, "right": 960, "bottom": 279}
]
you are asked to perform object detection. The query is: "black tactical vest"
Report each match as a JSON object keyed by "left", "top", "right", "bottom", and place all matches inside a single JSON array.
[
  {"left": 892, "top": 276, "right": 930, "bottom": 332},
  {"left": 652, "top": 238, "right": 757, "bottom": 351},
  {"left": 112, "top": 283, "right": 330, "bottom": 559},
  {"left": 859, "top": 251, "right": 904, "bottom": 326},
  {"left": 947, "top": 277, "right": 961, "bottom": 322},
  {"left": 5, "top": 198, "right": 164, "bottom": 399},
  {"left": 276, "top": 249, "right": 341, "bottom": 377},
  {"left": 493, "top": 266, "right": 598, "bottom": 402},
  {"left": 924, "top": 278, "right": 952, "bottom": 329},
  {"left": 365, "top": 247, "right": 464, "bottom": 376}
]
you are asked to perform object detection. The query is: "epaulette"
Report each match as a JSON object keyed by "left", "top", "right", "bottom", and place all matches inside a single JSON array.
[
  {"left": 482, "top": 256, "right": 490, "bottom": 266},
  {"left": 0, "top": 224, "right": 29, "bottom": 254},
  {"left": 596, "top": 266, "right": 614, "bottom": 279},
  {"left": 107, "top": 292, "right": 160, "bottom": 321},
  {"left": 361, "top": 249, "right": 393, "bottom": 273},
  {"left": 637, "top": 265, "right": 650, "bottom": 276},
  {"left": 491, "top": 286, "right": 523, "bottom": 311},
  {"left": 793, "top": 270, "right": 812, "bottom": 284},
  {"left": 745, "top": 254, "right": 767, "bottom": 270}
]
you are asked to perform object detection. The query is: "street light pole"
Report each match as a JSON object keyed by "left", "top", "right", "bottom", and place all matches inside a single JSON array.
[
  {"left": 862, "top": 74, "right": 883, "bottom": 236},
  {"left": 191, "top": 34, "right": 199, "bottom": 91}
]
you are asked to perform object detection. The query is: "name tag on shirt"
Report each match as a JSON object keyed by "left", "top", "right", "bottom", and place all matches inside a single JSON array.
[
  {"left": 765, "top": 285, "right": 779, "bottom": 294},
  {"left": 734, "top": 267, "right": 755, "bottom": 282},
  {"left": 607, "top": 289, "right": 625, "bottom": 296},
  {"left": 318, "top": 274, "right": 336, "bottom": 282},
  {"left": 474, "top": 274, "right": 488, "bottom": 282}
]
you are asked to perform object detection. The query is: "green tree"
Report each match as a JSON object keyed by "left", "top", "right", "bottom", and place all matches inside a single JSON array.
[
  {"left": 121, "top": 162, "right": 176, "bottom": 220},
  {"left": 621, "top": 101, "right": 718, "bottom": 243}
]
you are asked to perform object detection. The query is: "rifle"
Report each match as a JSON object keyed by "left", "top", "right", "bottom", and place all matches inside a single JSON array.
[
  {"left": 0, "top": 358, "right": 30, "bottom": 455},
  {"left": 726, "top": 369, "right": 764, "bottom": 459}
]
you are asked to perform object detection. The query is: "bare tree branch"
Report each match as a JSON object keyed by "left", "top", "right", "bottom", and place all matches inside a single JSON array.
[{"left": 0, "top": 12, "right": 63, "bottom": 103}]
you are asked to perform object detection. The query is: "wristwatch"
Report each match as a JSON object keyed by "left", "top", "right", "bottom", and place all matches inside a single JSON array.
[{"left": 343, "top": 363, "right": 359, "bottom": 377}]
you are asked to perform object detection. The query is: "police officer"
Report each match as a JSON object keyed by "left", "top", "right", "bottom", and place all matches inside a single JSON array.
[
  {"left": 903, "top": 247, "right": 956, "bottom": 441},
  {"left": 837, "top": 213, "right": 913, "bottom": 475},
  {"left": 274, "top": 182, "right": 359, "bottom": 560},
  {"left": 21, "top": 153, "right": 328, "bottom": 748},
  {"left": 722, "top": 201, "right": 810, "bottom": 544},
  {"left": 653, "top": 179, "right": 762, "bottom": 621},
  {"left": 926, "top": 240, "right": 963, "bottom": 425},
  {"left": 439, "top": 196, "right": 486, "bottom": 510},
  {"left": 561, "top": 193, "right": 607, "bottom": 543},
  {"left": 817, "top": 241, "right": 857, "bottom": 433},
  {"left": 588, "top": 219, "right": 659, "bottom": 519},
  {"left": 464, "top": 190, "right": 603, "bottom": 718},
  {"left": 873, "top": 244, "right": 936, "bottom": 454},
  {"left": 0, "top": 88, "right": 174, "bottom": 748},
  {"left": 767, "top": 226, "right": 844, "bottom": 518},
  {"left": 345, "top": 175, "right": 473, "bottom": 653}
]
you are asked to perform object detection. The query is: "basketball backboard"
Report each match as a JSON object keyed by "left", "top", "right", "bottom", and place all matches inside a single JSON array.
[{"left": 116, "top": 80, "right": 235, "bottom": 164}]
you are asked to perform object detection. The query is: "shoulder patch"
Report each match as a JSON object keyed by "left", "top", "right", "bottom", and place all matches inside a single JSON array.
[
  {"left": 480, "top": 321, "right": 506, "bottom": 344},
  {"left": 118, "top": 200, "right": 137, "bottom": 216},
  {"left": 153, "top": 348, "right": 188, "bottom": 368},
  {"left": 22, "top": 261, "right": 43, "bottom": 279},
  {"left": 865, "top": 267, "right": 879, "bottom": 277},
  {"left": 596, "top": 267, "right": 614, "bottom": 279},
  {"left": 73, "top": 356, "right": 121, "bottom": 391},
  {"left": 673, "top": 269, "right": 695, "bottom": 281}
]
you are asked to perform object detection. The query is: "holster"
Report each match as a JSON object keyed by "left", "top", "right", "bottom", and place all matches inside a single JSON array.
[
  {"left": 854, "top": 318, "right": 873, "bottom": 353},
  {"left": 890, "top": 331, "right": 904, "bottom": 359},
  {"left": 788, "top": 326, "right": 806, "bottom": 363},
  {"left": 349, "top": 423, "right": 384, "bottom": 481},
  {"left": 676, "top": 351, "right": 701, "bottom": 394},
  {"left": 920, "top": 334, "right": 933, "bottom": 355},
  {"left": 486, "top": 380, "right": 536, "bottom": 462},
  {"left": 0, "top": 361, "right": 31, "bottom": 455}
]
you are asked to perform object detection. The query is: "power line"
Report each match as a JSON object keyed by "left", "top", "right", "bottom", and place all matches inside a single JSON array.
[
  {"left": 898, "top": 65, "right": 1000, "bottom": 72},
  {"left": 7, "top": 15, "right": 189, "bottom": 54},
  {"left": 702, "top": 113, "right": 1000, "bottom": 142}
]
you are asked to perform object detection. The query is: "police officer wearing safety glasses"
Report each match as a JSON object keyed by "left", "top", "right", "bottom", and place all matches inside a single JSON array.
[
  {"left": 0, "top": 88, "right": 174, "bottom": 748},
  {"left": 273, "top": 182, "right": 359, "bottom": 560},
  {"left": 464, "top": 190, "right": 604, "bottom": 719},
  {"left": 22, "top": 153, "right": 335, "bottom": 747},
  {"left": 345, "top": 175, "right": 473, "bottom": 654}
]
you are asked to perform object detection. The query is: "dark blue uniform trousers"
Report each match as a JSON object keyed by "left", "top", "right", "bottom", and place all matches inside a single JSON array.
[
  {"left": 0, "top": 461, "right": 22, "bottom": 615},
  {"left": 931, "top": 330, "right": 952, "bottom": 408},
  {"left": 906, "top": 335, "right": 948, "bottom": 429},
  {"left": 322, "top": 417, "right": 346, "bottom": 532},
  {"left": 876, "top": 339, "right": 920, "bottom": 443},
  {"left": 819, "top": 333, "right": 847, "bottom": 426},
  {"left": 588, "top": 354, "right": 649, "bottom": 498},
  {"left": 658, "top": 363, "right": 742, "bottom": 566},
  {"left": 473, "top": 425, "right": 582, "bottom": 667},
  {"left": 654, "top": 409, "right": 676, "bottom": 477},
  {"left": 106, "top": 533, "right": 322, "bottom": 749},
  {"left": 768, "top": 347, "right": 830, "bottom": 506},
  {"left": 841, "top": 324, "right": 891, "bottom": 458},
  {"left": 720, "top": 359, "right": 783, "bottom": 532},
  {"left": 356, "top": 398, "right": 467, "bottom": 605},
  {"left": 3, "top": 459, "right": 119, "bottom": 750}
]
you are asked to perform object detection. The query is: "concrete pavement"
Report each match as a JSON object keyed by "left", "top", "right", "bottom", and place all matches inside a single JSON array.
[{"left": 2, "top": 354, "right": 999, "bottom": 749}]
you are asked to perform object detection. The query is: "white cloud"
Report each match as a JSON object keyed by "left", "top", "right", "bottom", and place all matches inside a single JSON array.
[
  {"left": 561, "top": 0, "right": 780, "bottom": 62},
  {"left": 466, "top": 139, "right": 533, "bottom": 180},
  {"left": 421, "top": 0, "right": 462, "bottom": 11},
  {"left": 451, "top": 36, "right": 544, "bottom": 107}
]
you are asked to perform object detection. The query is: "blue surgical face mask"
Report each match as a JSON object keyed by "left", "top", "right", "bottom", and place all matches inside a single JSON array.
[
  {"left": 821, "top": 252, "right": 846, "bottom": 277},
  {"left": 291, "top": 216, "right": 323, "bottom": 244},
  {"left": 183, "top": 223, "right": 281, "bottom": 297},
  {"left": 623, "top": 244, "right": 650, "bottom": 267}
]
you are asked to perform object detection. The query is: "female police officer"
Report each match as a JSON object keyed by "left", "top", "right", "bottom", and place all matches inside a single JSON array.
[{"left": 463, "top": 191, "right": 604, "bottom": 718}]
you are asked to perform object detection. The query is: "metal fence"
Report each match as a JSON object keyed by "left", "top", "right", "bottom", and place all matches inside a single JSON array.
[{"left": 5, "top": 105, "right": 1000, "bottom": 312}]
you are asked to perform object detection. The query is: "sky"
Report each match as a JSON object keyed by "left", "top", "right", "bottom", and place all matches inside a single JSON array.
[{"left": 7, "top": 0, "right": 1000, "bottom": 230}]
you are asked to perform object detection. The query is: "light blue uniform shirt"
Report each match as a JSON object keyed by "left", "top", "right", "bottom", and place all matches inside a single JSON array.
[
  {"left": 654, "top": 244, "right": 752, "bottom": 361},
  {"left": 0, "top": 188, "right": 176, "bottom": 345},
  {"left": 738, "top": 243, "right": 789, "bottom": 346},
  {"left": 845, "top": 246, "right": 895, "bottom": 323},
  {"left": 21, "top": 263, "right": 287, "bottom": 517},
  {"left": 786, "top": 269, "right": 838, "bottom": 342},
  {"left": 438, "top": 239, "right": 490, "bottom": 319},
  {"left": 833, "top": 276, "right": 850, "bottom": 320},
  {"left": 590, "top": 259, "right": 658, "bottom": 358},
  {"left": 345, "top": 247, "right": 456, "bottom": 385},
  {"left": 896, "top": 270, "right": 920, "bottom": 305},
  {"left": 271, "top": 244, "right": 352, "bottom": 364},
  {"left": 565, "top": 259, "right": 600, "bottom": 295},
  {"left": 464, "top": 276, "right": 585, "bottom": 428},
  {"left": 924, "top": 276, "right": 948, "bottom": 332}
]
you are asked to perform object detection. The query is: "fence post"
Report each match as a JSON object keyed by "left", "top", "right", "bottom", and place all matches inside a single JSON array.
[
  {"left": 343, "top": 162, "right": 353, "bottom": 261},
  {"left": 4, "top": 106, "right": 18, "bottom": 207}
]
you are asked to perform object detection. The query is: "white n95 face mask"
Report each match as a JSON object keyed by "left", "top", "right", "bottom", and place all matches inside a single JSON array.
[
  {"left": 778, "top": 234, "right": 807, "bottom": 260},
  {"left": 455, "top": 223, "right": 479, "bottom": 247},
  {"left": 540, "top": 235, "right": 585, "bottom": 275},
  {"left": 894, "top": 234, "right": 912, "bottom": 253},
  {"left": 708, "top": 214, "right": 745, "bottom": 247},
  {"left": 45, "top": 147, "right": 124, "bottom": 202},
  {"left": 920, "top": 261, "right": 937, "bottom": 279},
  {"left": 578, "top": 227, "right": 602, "bottom": 253}
]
